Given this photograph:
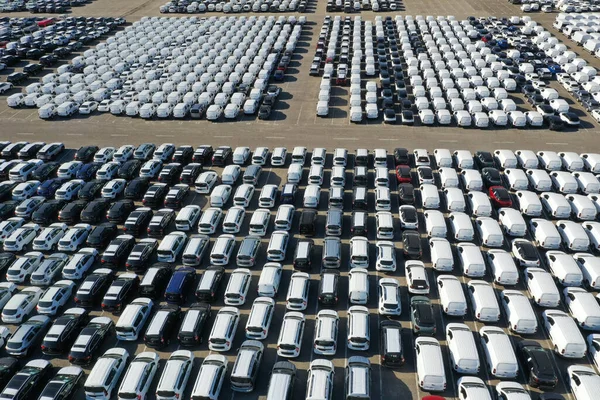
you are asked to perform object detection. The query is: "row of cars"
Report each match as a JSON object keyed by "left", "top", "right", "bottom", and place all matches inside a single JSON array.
[
  {"left": 0, "top": 0, "right": 88, "bottom": 13},
  {"left": 6, "top": 16, "right": 303, "bottom": 121},
  {"left": 311, "top": 15, "right": 585, "bottom": 128},
  {"left": 325, "top": 0, "right": 402, "bottom": 12},
  {"left": 159, "top": 0, "right": 311, "bottom": 13}
]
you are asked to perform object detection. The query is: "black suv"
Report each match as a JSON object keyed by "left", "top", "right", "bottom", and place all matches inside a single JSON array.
[
  {"left": 518, "top": 341, "right": 558, "bottom": 388},
  {"left": 74, "top": 269, "right": 115, "bottom": 308},
  {"left": 144, "top": 304, "right": 181, "bottom": 349},
  {"left": 158, "top": 163, "right": 183, "bottom": 185},
  {"left": 193, "top": 145, "right": 213, "bottom": 164},
  {"left": 101, "top": 273, "right": 139, "bottom": 313},
  {"left": 106, "top": 199, "right": 135, "bottom": 224},
  {"left": 85, "top": 223, "right": 118, "bottom": 249},
  {"left": 177, "top": 303, "right": 211, "bottom": 346},
  {"left": 101, "top": 235, "right": 136, "bottom": 267},
  {"left": 139, "top": 264, "right": 173, "bottom": 299},
  {"left": 124, "top": 207, "right": 153, "bottom": 236},
  {"left": 124, "top": 178, "right": 149, "bottom": 200},
  {"left": 57, "top": 199, "right": 87, "bottom": 224},
  {"left": 402, "top": 231, "right": 422, "bottom": 258},
  {"left": 147, "top": 209, "right": 174, "bottom": 237},
  {"left": 68, "top": 317, "right": 113, "bottom": 365},
  {"left": 212, "top": 146, "right": 232, "bottom": 166},
  {"left": 41, "top": 308, "right": 89, "bottom": 355},
  {"left": 78, "top": 180, "right": 104, "bottom": 201},
  {"left": 80, "top": 198, "right": 111, "bottom": 224},
  {"left": 142, "top": 184, "right": 169, "bottom": 209},
  {"left": 74, "top": 146, "right": 99, "bottom": 162},
  {"left": 31, "top": 200, "right": 64, "bottom": 225}
]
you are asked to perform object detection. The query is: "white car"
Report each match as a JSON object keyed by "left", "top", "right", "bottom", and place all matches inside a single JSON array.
[
  {"left": 57, "top": 224, "right": 92, "bottom": 252},
  {"left": 36, "top": 280, "right": 76, "bottom": 315},
  {"left": 399, "top": 205, "right": 419, "bottom": 229},
  {"left": 0, "top": 217, "right": 24, "bottom": 243},
  {"left": 55, "top": 179, "right": 84, "bottom": 201},
  {"left": 30, "top": 253, "right": 70, "bottom": 286},
  {"left": 375, "top": 241, "right": 397, "bottom": 272},
  {"left": 0, "top": 82, "right": 14, "bottom": 94},
  {"left": 4, "top": 223, "right": 41, "bottom": 252},
  {"left": 140, "top": 160, "right": 163, "bottom": 179},
  {"left": 12, "top": 181, "right": 40, "bottom": 201},
  {"left": 94, "top": 147, "right": 116, "bottom": 163},
  {"left": 243, "top": 99, "right": 259, "bottom": 115},
  {"left": 6, "top": 251, "right": 44, "bottom": 283},
  {"left": 118, "top": 352, "right": 160, "bottom": 400},
  {"left": 405, "top": 261, "right": 430, "bottom": 294},
  {"left": 97, "top": 100, "right": 112, "bottom": 112},
  {"left": 587, "top": 334, "right": 600, "bottom": 371},
  {"left": 0, "top": 283, "right": 17, "bottom": 311},
  {"left": 32, "top": 223, "right": 68, "bottom": 251},
  {"left": 101, "top": 179, "right": 127, "bottom": 199},
  {"left": 96, "top": 162, "right": 120, "bottom": 180},
  {"left": 62, "top": 248, "right": 98, "bottom": 280},
  {"left": 78, "top": 101, "right": 98, "bottom": 114},
  {"left": 1, "top": 287, "right": 43, "bottom": 324},
  {"left": 458, "top": 377, "right": 492, "bottom": 400},
  {"left": 378, "top": 278, "right": 401, "bottom": 315},
  {"left": 224, "top": 103, "right": 240, "bottom": 119},
  {"left": 57, "top": 161, "right": 83, "bottom": 179}
]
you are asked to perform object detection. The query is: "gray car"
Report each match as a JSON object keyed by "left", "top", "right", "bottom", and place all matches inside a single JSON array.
[{"left": 6, "top": 315, "right": 51, "bottom": 357}]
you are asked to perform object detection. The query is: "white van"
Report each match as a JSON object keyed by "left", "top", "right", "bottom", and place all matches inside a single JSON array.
[
  {"left": 437, "top": 275, "right": 467, "bottom": 316},
  {"left": 543, "top": 310, "right": 586, "bottom": 358},
  {"left": 424, "top": 210, "right": 447, "bottom": 238},
  {"left": 515, "top": 191, "right": 542, "bottom": 217},
  {"left": 438, "top": 168, "right": 459, "bottom": 188},
  {"left": 501, "top": 290, "right": 538, "bottom": 335},
  {"left": 156, "top": 232, "right": 187, "bottom": 263},
  {"left": 448, "top": 212, "right": 474, "bottom": 241},
  {"left": 453, "top": 150, "right": 474, "bottom": 169},
  {"left": 115, "top": 298, "right": 153, "bottom": 341},
  {"left": 525, "top": 267, "right": 561, "bottom": 308},
  {"left": 376, "top": 212, "right": 394, "bottom": 239},
  {"left": 564, "top": 287, "right": 600, "bottom": 331},
  {"left": 421, "top": 184, "right": 440, "bottom": 209},
  {"left": 210, "top": 234, "right": 236, "bottom": 266},
  {"left": 348, "top": 268, "right": 369, "bottom": 305},
  {"left": 457, "top": 242, "right": 485, "bottom": 277},
  {"left": 487, "top": 249, "right": 518, "bottom": 285},
  {"left": 291, "top": 146, "right": 307, "bottom": 165},
  {"left": 84, "top": 348, "right": 129, "bottom": 399},
  {"left": 550, "top": 171, "right": 578, "bottom": 194},
  {"left": 497, "top": 208, "right": 526, "bottom": 237},
  {"left": 287, "top": 163, "right": 303, "bottom": 184},
  {"left": 557, "top": 220, "right": 590, "bottom": 251},
  {"left": 308, "top": 165, "right": 324, "bottom": 185},
  {"left": 303, "top": 185, "right": 320, "bottom": 208},
  {"left": 266, "top": 231, "right": 289, "bottom": 262},
  {"left": 476, "top": 218, "right": 503, "bottom": 248},
  {"left": 249, "top": 209, "right": 270, "bottom": 236},
  {"left": 527, "top": 169, "right": 552, "bottom": 192},
  {"left": 504, "top": 169, "right": 529, "bottom": 191},
  {"left": 257, "top": 263, "right": 283, "bottom": 297},
  {"left": 529, "top": 219, "right": 561, "bottom": 249},
  {"left": 567, "top": 194, "right": 597, "bottom": 221},
  {"left": 349, "top": 236, "right": 369, "bottom": 269},
  {"left": 479, "top": 326, "right": 519, "bottom": 378},
  {"left": 429, "top": 238, "right": 453, "bottom": 271},
  {"left": 311, "top": 148, "right": 327, "bottom": 166},
  {"left": 574, "top": 253, "right": 600, "bottom": 290},
  {"left": 197, "top": 208, "right": 222, "bottom": 235},
  {"left": 190, "top": 355, "right": 228, "bottom": 400},
  {"left": 210, "top": 185, "right": 232, "bottom": 207},
  {"left": 374, "top": 167, "right": 389, "bottom": 187},
  {"left": 258, "top": 185, "right": 277, "bottom": 208},
  {"left": 375, "top": 187, "right": 391, "bottom": 211},
  {"left": 274, "top": 205, "right": 295, "bottom": 231},
  {"left": 446, "top": 323, "right": 480, "bottom": 375},
  {"left": 467, "top": 192, "right": 492, "bottom": 217},
  {"left": 415, "top": 337, "right": 446, "bottom": 392},
  {"left": 443, "top": 188, "right": 466, "bottom": 212},
  {"left": 434, "top": 148, "right": 453, "bottom": 168},
  {"left": 573, "top": 172, "right": 600, "bottom": 195},
  {"left": 467, "top": 280, "right": 500, "bottom": 322},
  {"left": 546, "top": 250, "right": 583, "bottom": 287},
  {"left": 460, "top": 169, "right": 483, "bottom": 191}
]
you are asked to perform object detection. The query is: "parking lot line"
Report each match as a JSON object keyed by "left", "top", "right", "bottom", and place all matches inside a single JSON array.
[{"left": 546, "top": 142, "right": 569, "bottom": 145}]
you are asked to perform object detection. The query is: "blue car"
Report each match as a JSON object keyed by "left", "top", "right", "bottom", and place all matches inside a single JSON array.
[
  {"left": 165, "top": 267, "right": 196, "bottom": 305},
  {"left": 497, "top": 39, "right": 508, "bottom": 49},
  {"left": 76, "top": 162, "right": 102, "bottom": 181},
  {"left": 37, "top": 178, "right": 65, "bottom": 198}
]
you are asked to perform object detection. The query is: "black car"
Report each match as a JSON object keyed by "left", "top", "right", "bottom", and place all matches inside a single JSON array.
[
  {"left": 124, "top": 208, "right": 153, "bottom": 236},
  {"left": 212, "top": 146, "right": 232, "bottom": 166},
  {"left": 0, "top": 200, "right": 18, "bottom": 219},
  {"left": 177, "top": 303, "right": 211, "bottom": 346},
  {"left": 80, "top": 198, "right": 111, "bottom": 224},
  {"left": 74, "top": 146, "right": 99, "bottom": 162},
  {"left": 0, "top": 359, "right": 52, "bottom": 399},
  {"left": 106, "top": 199, "right": 134, "bottom": 224},
  {"left": 139, "top": 264, "right": 173, "bottom": 299},
  {"left": 280, "top": 183, "right": 298, "bottom": 205},
  {"left": 125, "top": 239, "right": 158, "bottom": 272},
  {"left": 147, "top": 209, "right": 175, "bottom": 237},
  {"left": 41, "top": 308, "right": 89, "bottom": 355},
  {"left": 474, "top": 151, "right": 495, "bottom": 169},
  {"left": 194, "top": 266, "right": 225, "bottom": 302},
  {"left": 0, "top": 55, "right": 19, "bottom": 66},
  {"left": 85, "top": 223, "right": 118, "bottom": 249},
  {"left": 481, "top": 167, "right": 503, "bottom": 188},
  {"left": 258, "top": 105, "right": 273, "bottom": 120},
  {"left": 179, "top": 163, "right": 203, "bottom": 185},
  {"left": 31, "top": 162, "right": 59, "bottom": 181},
  {"left": 117, "top": 159, "right": 141, "bottom": 180},
  {"left": 124, "top": 178, "right": 149, "bottom": 200},
  {"left": 74, "top": 269, "right": 115, "bottom": 308},
  {"left": 78, "top": 180, "right": 104, "bottom": 201},
  {"left": 31, "top": 200, "right": 65, "bottom": 225},
  {"left": 68, "top": 318, "right": 113, "bottom": 365},
  {"left": 380, "top": 321, "right": 404, "bottom": 367},
  {"left": 7, "top": 72, "right": 28, "bottom": 84},
  {"left": 40, "top": 54, "right": 59, "bottom": 66},
  {"left": 398, "top": 183, "right": 415, "bottom": 205},
  {"left": 2, "top": 144, "right": 27, "bottom": 159},
  {"left": 518, "top": 341, "right": 558, "bottom": 388},
  {"left": 0, "top": 357, "right": 19, "bottom": 390},
  {"left": 23, "top": 63, "right": 43, "bottom": 75},
  {"left": 101, "top": 273, "right": 139, "bottom": 312},
  {"left": 144, "top": 304, "right": 181, "bottom": 349},
  {"left": 171, "top": 146, "right": 193, "bottom": 164},
  {"left": 394, "top": 147, "right": 410, "bottom": 166},
  {"left": 545, "top": 115, "right": 565, "bottom": 131},
  {"left": 75, "top": 163, "right": 102, "bottom": 181},
  {"left": 157, "top": 163, "right": 183, "bottom": 185},
  {"left": 142, "top": 184, "right": 169, "bottom": 209},
  {"left": 17, "top": 142, "right": 45, "bottom": 159},
  {"left": 38, "top": 366, "right": 85, "bottom": 400},
  {"left": 192, "top": 145, "right": 213, "bottom": 164},
  {"left": 402, "top": 231, "right": 422, "bottom": 258},
  {"left": 57, "top": 200, "right": 87, "bottom": 224},
  {"left": 101, "top": 236, "right": 136, "bottom": 268},
  {"left": 410, "top": 297, "right": 436, "bottom": 335},
  {"left": 0, "top": 181, "right": 17, "bottom": 201},
  {"left": 164, "top": 185, "right": 189, "bottom": 209}
]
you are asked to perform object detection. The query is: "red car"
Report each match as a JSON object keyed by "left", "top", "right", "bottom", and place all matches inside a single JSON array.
[
  {"left": 395, "top": 165, "right": 411, "bottom": 183},
  {"left": 489, "top": 185, "right": 512, "bottom": 207}
]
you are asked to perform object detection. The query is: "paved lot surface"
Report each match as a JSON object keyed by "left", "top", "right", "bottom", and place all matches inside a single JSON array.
[{"left": 2, "top": 0, "right": 600, "bottom": 399}]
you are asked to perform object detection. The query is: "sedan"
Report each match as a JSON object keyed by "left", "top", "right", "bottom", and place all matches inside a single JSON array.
[{"left": 78, "top": 101, "right": 98, "bottom": 114}]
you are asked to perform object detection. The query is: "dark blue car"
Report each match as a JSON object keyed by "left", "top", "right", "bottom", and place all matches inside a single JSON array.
[
  {"left": 37, "top": 178, "right": 65, "bottom": 198},
  {"left": 165, "top": 267, "right": 196, "bottom": 305},
  {"left": 76, "top": 163, "right": 102, "bottom": 181}
]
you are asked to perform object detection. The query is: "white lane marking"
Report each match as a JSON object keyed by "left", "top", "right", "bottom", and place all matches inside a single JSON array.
[
  {"left": 546, "top": 142, "right": 569, "bottom": 145},
  {"left": 337, "top": 137, "right": 358, "bottom": 140},
  {"left": 156, "top": 134, "right": 174, "bottom": 138},
  {"left": 265, "top": 136, "right": 284, "bottom": 139},
  {"left": 111, "top": 134, "right": 129, "bottom": 137},
  {"left": 438, "top": 140, "right": 458, "bottom": 143},
  {"left": 16, "top": 132, "right": 34, "bottom": 135},
  {"left": 494, "top": 141, "right": 514, "bottom": 144},
  {"left": 65, "top": 133, "right": 83, "bottom": 136},
  {"left": 214, "top": 135, "right": 233, "bottom": 138},
  {"left": 378, "top": 138, "right": 396, "bottom": 141}
]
